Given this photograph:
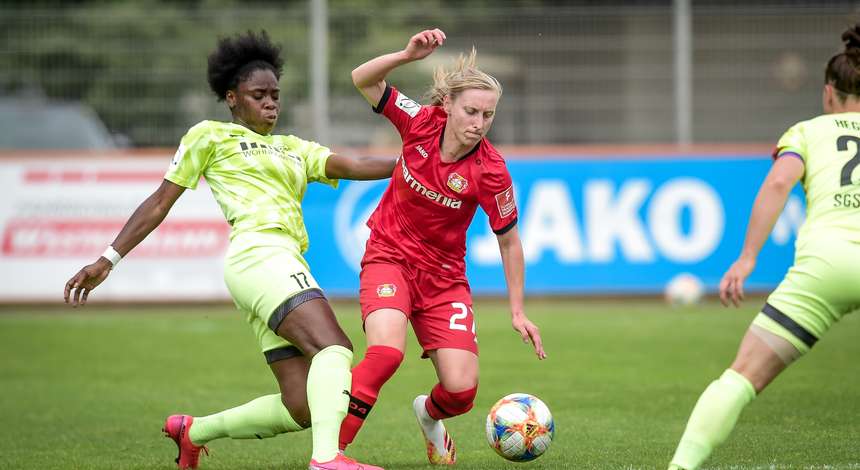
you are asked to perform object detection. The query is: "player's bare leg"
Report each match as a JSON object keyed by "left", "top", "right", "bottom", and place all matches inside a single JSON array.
[
  {"left": 270, "top": 355, "right": 313, "bottom": 427},
  {"left": 413, "top": 348, "right": 479, "bottom": 465},
  {"left": 729, "top": 326, "right": 792, "bottom": 392}
]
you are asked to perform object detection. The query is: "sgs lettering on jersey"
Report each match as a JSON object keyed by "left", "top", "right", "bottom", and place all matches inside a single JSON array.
[
  {"left": 400, "top": 158, "right": 462, "bottom": 209},
  {"left": 834, "top": 193, "right": 860, "bottom": 208}
]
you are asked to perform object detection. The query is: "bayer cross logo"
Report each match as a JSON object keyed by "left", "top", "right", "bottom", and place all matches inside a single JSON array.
[{"left": 333, "top": 180, "right": 387, "bottom": 272}]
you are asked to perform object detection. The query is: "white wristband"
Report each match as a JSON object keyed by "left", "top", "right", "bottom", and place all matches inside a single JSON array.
[{"left": 101, "top": 246, "right": 122, "bottom": 267}]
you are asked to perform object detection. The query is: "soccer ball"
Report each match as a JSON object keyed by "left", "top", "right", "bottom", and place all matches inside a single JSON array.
[
  {"left": 664, "top": 272, "right": 705, "bottom": 306},
  {"left": 485, "top": 393, "right": 555, "bottom": 462}
]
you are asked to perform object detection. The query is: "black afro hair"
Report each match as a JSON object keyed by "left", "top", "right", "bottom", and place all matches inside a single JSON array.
[{"left": 207, "top": 30, "right": 284, "bottom": 101}]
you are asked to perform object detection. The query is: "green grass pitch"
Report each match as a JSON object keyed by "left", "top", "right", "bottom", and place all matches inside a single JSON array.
[{"left": 1, "top": 298, "right": 857, "bottom": 469}]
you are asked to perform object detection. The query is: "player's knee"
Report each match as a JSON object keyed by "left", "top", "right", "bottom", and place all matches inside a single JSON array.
[
  {"left": 301, "top": 334, "right": 353, "bottom": 358},
  {"left": 440, "top": 372, "right": 478, "bottom": 396},
  {"left": 327, "top": 335, "right": 354, "bottom": 354}
]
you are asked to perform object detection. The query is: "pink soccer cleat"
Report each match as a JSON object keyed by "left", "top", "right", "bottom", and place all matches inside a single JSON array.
[
  {"left": 308, "top": 452, "right": 385, "bottom": 470},
  {"left": 163, "top": 414, "right": 209, "bottom": 469}
]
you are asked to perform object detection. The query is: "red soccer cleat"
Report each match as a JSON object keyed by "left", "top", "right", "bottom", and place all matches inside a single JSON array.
[
  {"left": 162, "top": 414, "right": 209, "bottom": 469},
  {"left": 308, "top": 452, "right": 385, "bottom": 470}
]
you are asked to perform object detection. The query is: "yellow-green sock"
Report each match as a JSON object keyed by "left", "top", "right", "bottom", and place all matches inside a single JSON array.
[
  {"left": 307, "top": 345, "right": 353, "bottom": 463},
  {"left": 188, "top": 393, "right": 304, "bottom": 445},
  {"left": 669, "top": 369, "right": 756, "bottom": 470}
]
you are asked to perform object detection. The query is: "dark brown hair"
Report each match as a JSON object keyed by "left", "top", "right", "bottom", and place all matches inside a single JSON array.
[{"left": 825, "top": 24, "right": 860, "bottom": 100}]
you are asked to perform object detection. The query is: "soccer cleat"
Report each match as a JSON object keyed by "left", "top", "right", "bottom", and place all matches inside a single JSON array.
[
  {"left": 412, "top": 395, "right": 456, "bottom": 465},
  {"left": 163, "top": 414, "right": 209, "bottom": 469},
  {"left": 308, "top": 452, "right": 385, "bottom": 470}
]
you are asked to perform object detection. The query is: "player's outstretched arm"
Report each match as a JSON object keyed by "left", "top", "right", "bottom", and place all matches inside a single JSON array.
[
  {"left": 720, "top": 155, "right": 804, "bottom": 307},
  {"left": 325, "top": 154, "right": 397, "bottom": 180},
  {"left": 497, "top": 226, "right": 546, "bottom": 360},
  {"left": 351, "top": 28, "right": 446, "bottom": 107},
  {"left": 63, "top": 179, "right": 186, "bottom": 307}
]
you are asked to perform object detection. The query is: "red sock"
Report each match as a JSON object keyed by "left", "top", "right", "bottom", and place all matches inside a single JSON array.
[
  {"left": 338, "top": 345, "right": 403, "bottom": 450},
  {"left": 424, "top": 383, "right": 478, "bottom": 420}
]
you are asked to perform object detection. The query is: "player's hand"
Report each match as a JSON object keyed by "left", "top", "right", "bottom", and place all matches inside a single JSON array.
[
  {"left": 404, "top": 29, "right": 446, "bottom": 61},
  {"left": 64, "top": 258, "right": 112, "bottom": 307},
  {"left": 512, "top": 314, "right": 546, "bottom": 360},
  {"left": 719, "top": 256, "right": 756, "bottom": 308}
]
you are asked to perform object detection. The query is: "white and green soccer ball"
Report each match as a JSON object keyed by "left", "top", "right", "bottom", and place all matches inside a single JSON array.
[{"left": 485, "top": 393, "right": 555, "bottom": 462}]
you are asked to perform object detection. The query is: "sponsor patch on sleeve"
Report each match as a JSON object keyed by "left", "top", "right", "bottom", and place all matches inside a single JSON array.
[
  {"left": 395, "top": 93, "right": 421, "bottom": 118},
  {"left": 495, "top": 185, "right": 516, "bottom": 218}
]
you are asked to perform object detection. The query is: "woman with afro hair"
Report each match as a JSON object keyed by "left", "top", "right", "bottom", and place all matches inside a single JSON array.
[{"left": 64, "top": 30, "right": 389, "bottom": 470}]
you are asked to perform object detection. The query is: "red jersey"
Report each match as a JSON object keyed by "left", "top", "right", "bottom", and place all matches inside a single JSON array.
[{"left": 363, "top": 84, "right": 518, "bottom": 278}]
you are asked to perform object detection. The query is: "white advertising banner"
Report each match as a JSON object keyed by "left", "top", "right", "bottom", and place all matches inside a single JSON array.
[{"left": 1, "top": 155, "right": 232, "bottom": 302}]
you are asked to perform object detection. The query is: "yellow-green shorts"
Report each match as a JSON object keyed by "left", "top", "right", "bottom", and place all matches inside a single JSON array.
[
  {"left": 753, "top": 238, "right": 860, "bottom": 355},
  {"left": 223, "top": 229, "right": 325, "bottom": 363}
]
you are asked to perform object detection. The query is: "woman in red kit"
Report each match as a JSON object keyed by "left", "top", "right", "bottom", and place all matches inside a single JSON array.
[{"left": 338, "top": 29, "right": 546, "bottom": 465}]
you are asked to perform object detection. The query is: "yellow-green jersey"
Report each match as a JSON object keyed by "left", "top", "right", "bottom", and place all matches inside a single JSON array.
[
  {"left": 164, "top": 120, "right": 337, "bottom": 252},
  {"left": 774, "top": 112, "right": 860, "bottom": 249},
  {"left": 760, "top": 112, "right": 860, "bottom": 354}
]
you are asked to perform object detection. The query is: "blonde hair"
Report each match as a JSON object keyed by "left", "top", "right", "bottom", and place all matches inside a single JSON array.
[{"left": 425, "top": 47, "right": 503, "bottom": 106}]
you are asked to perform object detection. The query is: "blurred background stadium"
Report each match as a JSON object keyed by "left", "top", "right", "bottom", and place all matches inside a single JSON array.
[
  {"left": 4, "top": 0, "right": 858, "bottom": 302},
  {"left": 2, "top": 2, "right": 860, "bottom": 468},
  {"left": 2, "top": 0, "right": 857, "bottom": 148}
]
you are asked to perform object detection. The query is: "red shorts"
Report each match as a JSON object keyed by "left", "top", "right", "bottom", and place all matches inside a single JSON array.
[{"left": 359, "top": 262, "right": 477, "bottom": 358}]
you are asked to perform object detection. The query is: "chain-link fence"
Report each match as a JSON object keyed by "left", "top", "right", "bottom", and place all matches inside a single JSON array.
[{"left": 1, "top": 1, "right": 858, "bottom": 148}]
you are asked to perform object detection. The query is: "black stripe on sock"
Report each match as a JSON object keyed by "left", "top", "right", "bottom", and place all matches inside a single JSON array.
[
  {"left": 347, "top": 394, "right": 374, "bottom": 418},
  {"left": 761, "top": 303, "right": 818, "bottom": 348}
]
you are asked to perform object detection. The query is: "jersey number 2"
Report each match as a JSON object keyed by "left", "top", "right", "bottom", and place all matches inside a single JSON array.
[
  {"left": 838, "top": 135, "right": 860, "bottom": 187},
  {"left": 449, "top": 302, "right": 476, "bottom": 334}
]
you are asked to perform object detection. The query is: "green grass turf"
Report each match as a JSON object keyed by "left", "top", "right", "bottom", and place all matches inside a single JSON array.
[{"left": 0, "top": 298, "right": 857, "bottom": 470}]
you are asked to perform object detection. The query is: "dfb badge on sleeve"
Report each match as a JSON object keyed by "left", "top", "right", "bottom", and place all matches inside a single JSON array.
[{"left": 495, "top": 186, "right": 516, "bottom": 218}]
